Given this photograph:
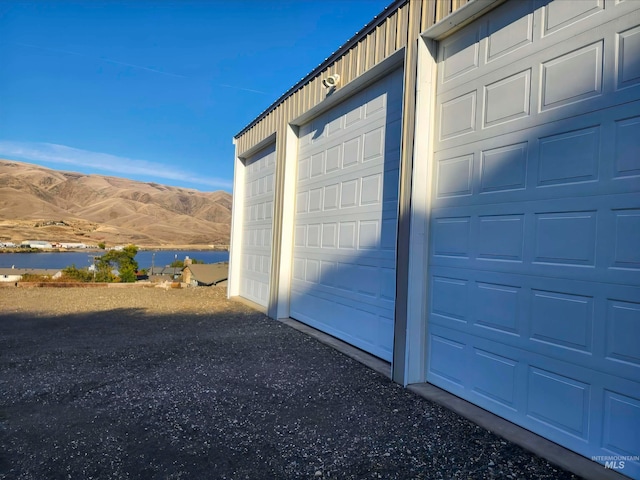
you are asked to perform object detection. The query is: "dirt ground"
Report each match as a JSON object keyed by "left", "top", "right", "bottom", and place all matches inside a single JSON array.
[{"left": 0, "top": 286, "right": 579, "bottom": 479}]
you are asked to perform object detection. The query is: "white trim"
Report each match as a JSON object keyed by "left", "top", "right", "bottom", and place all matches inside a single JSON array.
[
  {"left": 275, "top": 123, "right": 299, "bottom": 319},
  {"left": 404, "top": 36, "right": 439, "bottom": 385},
  {"left": 422, "top": 0, "right": 507, "bottom": 40},
  {"left": 227, "top": 137, "right": 245, "bottom": 298}
]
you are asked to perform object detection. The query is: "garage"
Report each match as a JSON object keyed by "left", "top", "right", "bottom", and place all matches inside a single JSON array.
[
  {"left": 424, "top": 0, "right": 640, "bottom": 472},
  {"left": 231, "top": 1, "right": 640, "bottom": 476},
  {"left": 238, "top": 143, "right": 276, "bottom": 308},
  {"left": 289, "top": 69, "right": 403, "bottom": 361}
]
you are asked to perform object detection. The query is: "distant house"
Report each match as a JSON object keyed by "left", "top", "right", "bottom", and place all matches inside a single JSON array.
[
  {"left": 60, "top": 243, "right": 87, "bottom": 249},
  {"left": 21, "top": 240, "right": 52, "bottom": 249},
  {"left": 182, "top": 263, "right": 228, "bottom": 287},
  {"left": 0, "top": 268, "right": 62, "bottom": 282},
  {"left": 148, "top": 266, "right": 182, "bottom": 283},
  {"left": 0, "top": 268, "right": 23, "bottom": 283}
]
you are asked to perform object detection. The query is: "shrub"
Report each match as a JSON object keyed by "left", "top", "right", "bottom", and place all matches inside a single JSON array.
[
  {"left": 61, "top": 264, "right": 94, "bottom": 282},
  {"left": 20, "top": 274, "right": 55, "bottom": 283}
]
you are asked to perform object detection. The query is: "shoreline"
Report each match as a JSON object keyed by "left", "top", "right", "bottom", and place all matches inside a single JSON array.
[{"left": 0, "top": 247, "right": 229, "bottom": 254}]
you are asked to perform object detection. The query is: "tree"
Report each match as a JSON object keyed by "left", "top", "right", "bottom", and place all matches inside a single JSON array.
[
  {"left": 96, "top": 245, "right": 139, "bottom": 282},
  {"left": 62, "top": 264, "right": 93, "bottom": 282},
  {"left": 97, "top": 242, "right": 106, "bottom": 249},
  {"left": 94, "top": 262, "right": 117, "bottom": 283}
]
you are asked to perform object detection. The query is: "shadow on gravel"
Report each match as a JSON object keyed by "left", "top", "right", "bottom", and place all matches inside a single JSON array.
[{"left": 0, "top": 309, "right": 579, "bottom": 479}]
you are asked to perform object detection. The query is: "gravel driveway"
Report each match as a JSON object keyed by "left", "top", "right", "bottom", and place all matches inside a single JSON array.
[{"left": 0, "top": 286, "right": 579, "bottom": 479}]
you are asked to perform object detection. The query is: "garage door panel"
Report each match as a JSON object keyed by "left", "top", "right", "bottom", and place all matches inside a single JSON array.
[
  {"left": 428, "top": 264, "right": 640, "bottom": 381},
  {"left": 543, "top": 0, "right": 603, "bottom": 35},
  {"left": 294, "top": 223, "right": 398, "bottom": 254},
  {"left": 293, "top": 245, "right": 397, "bottom": 266},
  {"left": 428, "top": 321, "right": 640, "bottom": 460},
  {"left": 302, "top": 86, "right": 400, "bottom": 154},
  {"left": 486, "top": 0, "right": 535, "bottom": 63},
  {"left": 297, "top": 158, "right": 399, "bottom": 193},
  {"left": 291, "top": 69, "right": 402, "bottom": 361},
  {"left": 618, "top": 24, "right": 640, "bottom": 90},
  {"left": 540, "top": 40, "right": 603, "bottom": 112},
  {"left": 293, "top": 248, "right": 396, "bottom": 267},
  {"left": 291, "top": 293, "right": 394, "bottom": 360},
  {"left": 298, "top": 154, "right": 399, "bottom": 198},
  {"left": 426, "top": 6, "right": 639, "bottom": 469},
  {"left": 433, "top": 101, "right": 640, "bottom": 210},
  {"left": 436, "top": 10, "right": 640, "bottom": 152},
  {"left": 429, "top": 192, "right": 639, "bottom": 286},
  {"left": 239, "top": 143, "right": 276, "bottom": 307},
  {"left": 291, "top": 268, "right": 395, "bottom": 313},
  {"left": 295, "top": 202, "right": 398, "bottom": 225},
  {"left": 302, "top": 116, "right": 386, "bottom": 160},
  {"left": 440, "top": 0, "right": 639, "bottom": 96},
  {"left": 292, "top": 254, "right": 396, "bottom": 300},
  {"left": 603, "top": 389, "right": 640, "bottom": 460}
]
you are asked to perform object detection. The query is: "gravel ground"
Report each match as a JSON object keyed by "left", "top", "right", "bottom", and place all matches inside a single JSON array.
[{"left": 0, "top": 286, "right": 580, "bottom": 479}]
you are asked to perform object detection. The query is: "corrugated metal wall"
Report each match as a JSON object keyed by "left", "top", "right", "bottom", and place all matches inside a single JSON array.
[{"left": 235, "top": 0, "right": 470, "bottom": 154}]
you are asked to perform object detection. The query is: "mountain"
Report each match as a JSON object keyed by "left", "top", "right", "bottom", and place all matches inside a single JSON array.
[{"left": 0, "top": 159, "right": 232, "bottom": 248}]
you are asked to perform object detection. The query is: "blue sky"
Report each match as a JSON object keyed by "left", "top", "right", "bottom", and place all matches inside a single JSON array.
[{"left": 0, "top": 0, "right": 392, "bottom": 192}]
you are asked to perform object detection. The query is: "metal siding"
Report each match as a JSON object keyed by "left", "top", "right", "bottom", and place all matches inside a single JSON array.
[
  {"left": 236, "top": 3, "right": 396, "bottom": 147},
  {"left": 356, "top": 37, "right": 366, "bottom": 78},
  {"left": 421, "top": 0, "right": 432, "bottom": 32},
  {"left": 375, "top": 23, "right": 386, "bottom": 64},
  {"left": 267, "top": 111, "right": 289, "bottom": 318},
  {"left": 334, "top": 57, "right": 345, "bottom": 89},
  {"left": 436, "top": 0, "right": 451, "bottom": 24},
  {"left": 395, "top": 4, "right": 409, "bottom": 50},
  {"left": 235, "top": 0, "right": 469, "bottom": 151}
]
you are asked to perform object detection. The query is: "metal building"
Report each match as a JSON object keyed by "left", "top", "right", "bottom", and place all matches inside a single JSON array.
[{"left": 229, "top": 1, "right": 640, "bottom": 478}]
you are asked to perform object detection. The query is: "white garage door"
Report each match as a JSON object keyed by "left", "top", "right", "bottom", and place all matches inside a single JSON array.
[
  {"left": 290, "top": 69, "right": 403, "bottom": 361},
  {"left": 239, "top": 143, "right": 275, "bottom": 307},
  {"left": 426, "top": 0, "right": 640, "bottom": 475}
]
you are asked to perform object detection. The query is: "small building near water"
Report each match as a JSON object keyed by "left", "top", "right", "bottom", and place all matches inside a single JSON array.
[
  {"left": 147, "top": 266, "right": 182, "bottom": 283},
  {"left": 182, "top": 263, "right": 228, "bottom": 287},
  {"left": 20, "top": 241, "right": 52, "bottom": 249},
  {"left": 0, "top": 268, "right": 62, "bottom": 282}
]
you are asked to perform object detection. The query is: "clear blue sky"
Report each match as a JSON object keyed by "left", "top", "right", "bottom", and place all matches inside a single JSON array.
[{"left": 0, "top": 0, "right": 393, "bottom": 192}]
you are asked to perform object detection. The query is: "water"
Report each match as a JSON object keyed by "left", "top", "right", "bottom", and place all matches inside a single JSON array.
[{"left": 0, "top": 250, "right": 229, "bottom": 270}]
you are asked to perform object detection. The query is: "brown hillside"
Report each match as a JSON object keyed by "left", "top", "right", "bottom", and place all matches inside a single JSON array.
[{"left": 0, "top": 159, "right": 232, "bottom": 248}]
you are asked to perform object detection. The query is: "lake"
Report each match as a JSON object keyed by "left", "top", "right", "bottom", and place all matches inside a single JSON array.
[{"left": 0, "top": 250, "right": 229, "bottom": 270}]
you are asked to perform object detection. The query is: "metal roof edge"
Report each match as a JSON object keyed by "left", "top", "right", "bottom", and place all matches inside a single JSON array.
[
  {"left": 234, "top": 0, "right": 408, "bottom": 139},
  {"left": 422, "top": 0, "right": 506, "bottom": 40}
]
